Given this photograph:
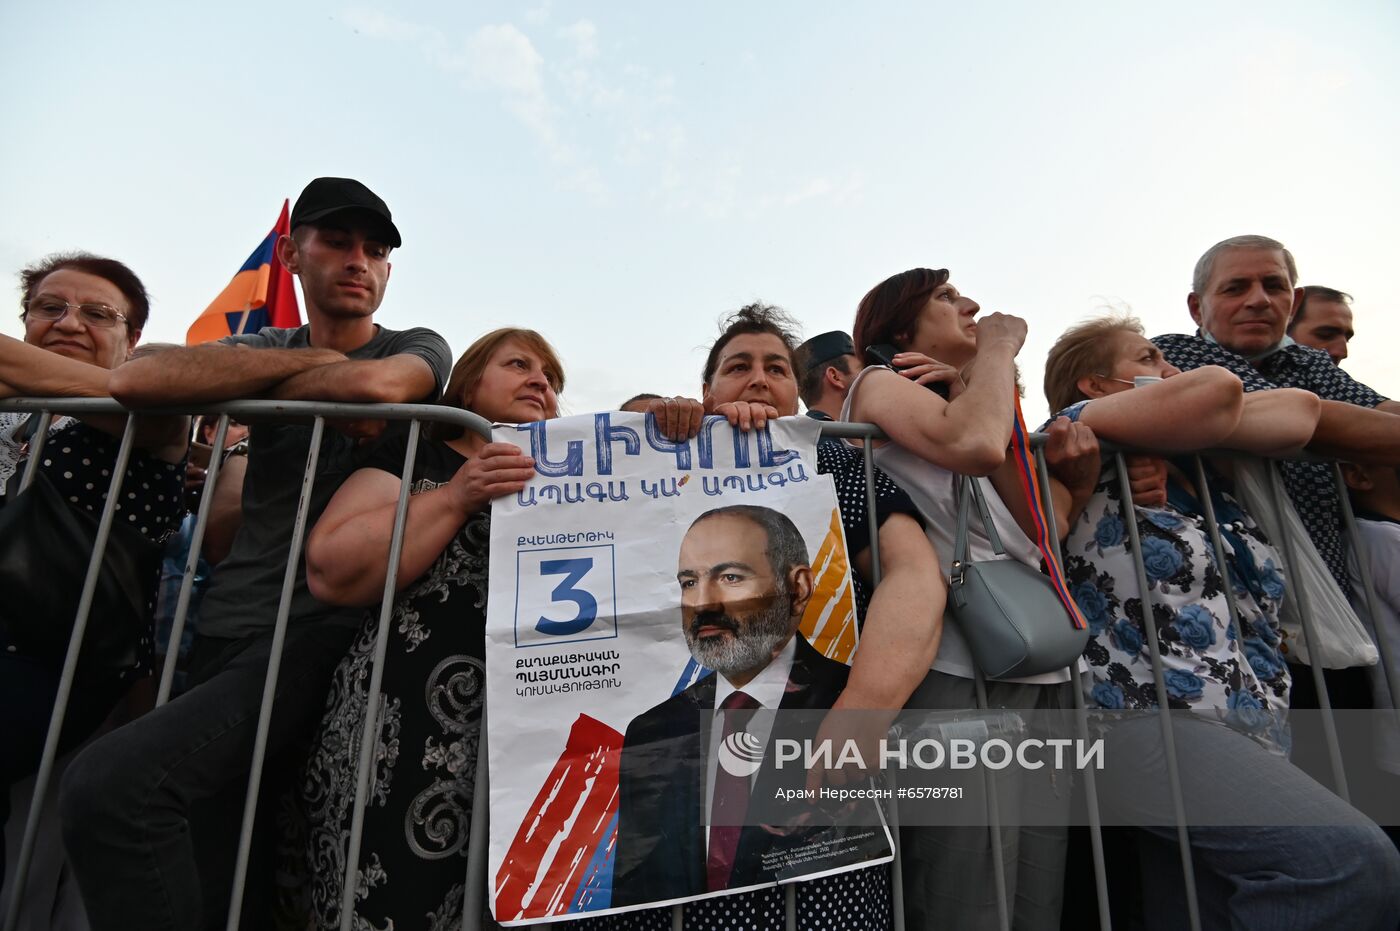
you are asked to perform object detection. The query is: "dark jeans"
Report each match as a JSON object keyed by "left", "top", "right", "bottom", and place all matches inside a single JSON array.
[
  {"left": 1, "top": 653, "right": 125, "bottom": 884},
  {"left": 58, "top": 620, "right": 356, "bottom": 931}
]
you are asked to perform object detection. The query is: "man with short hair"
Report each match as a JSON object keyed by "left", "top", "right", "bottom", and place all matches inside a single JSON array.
[
  {"left": 613, "top": 505, "right": 856, "bottom": 903},
  {"left": 1289, "top": 285, "right": 1355, "bottom": 365},
  {"left": 619, "top": 391, "right": 662, "bottom": 413},
  {"left": 1153, "top": 234, "right": 1400, "bottom": 785},
  {"left": 793, "top": 330, "right": 861, "bottom": 421},
  {"left": 1154, "top": 235, "right": 1400, "bottom": 599},
  {"left": 61, "top": 177, "right": 453, "bottom": 930}
]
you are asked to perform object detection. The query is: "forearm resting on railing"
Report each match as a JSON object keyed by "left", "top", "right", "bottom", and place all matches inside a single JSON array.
[{"left": 306, "top": 473, "right": 475, "bottom": 606}]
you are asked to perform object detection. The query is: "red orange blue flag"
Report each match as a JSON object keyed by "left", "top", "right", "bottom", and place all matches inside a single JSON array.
[{"left": 186, "top": 200, "right": 301, "bottom": 345}]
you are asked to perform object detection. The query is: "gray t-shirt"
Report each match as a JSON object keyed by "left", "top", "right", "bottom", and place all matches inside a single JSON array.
[{"left": 196, "top": 324, "right": 452, "bottom": 639}]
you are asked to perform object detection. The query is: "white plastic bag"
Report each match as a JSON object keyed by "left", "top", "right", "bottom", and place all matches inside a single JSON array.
[{"left": 1230, "top": 459, "right": 1377, "bottom": 668}]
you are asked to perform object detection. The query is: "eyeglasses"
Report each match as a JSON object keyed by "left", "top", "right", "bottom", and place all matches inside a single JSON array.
[{"left": 22, "top": 297, "right": 129, "bottom": 328}]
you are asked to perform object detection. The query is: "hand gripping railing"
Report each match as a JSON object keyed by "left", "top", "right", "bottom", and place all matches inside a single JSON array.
[{"left": 1, "top": 400, "right": 1386, "bottom": 931}]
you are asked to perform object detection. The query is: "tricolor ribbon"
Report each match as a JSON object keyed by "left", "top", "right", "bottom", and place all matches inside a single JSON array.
[{"left": 1008, "top": 397, "right": 1088, "bottom": 631}]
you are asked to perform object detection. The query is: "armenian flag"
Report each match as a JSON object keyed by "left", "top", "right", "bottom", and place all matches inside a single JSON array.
[{"left": 186, "top": 200, "right": 301, "bottom": 345}]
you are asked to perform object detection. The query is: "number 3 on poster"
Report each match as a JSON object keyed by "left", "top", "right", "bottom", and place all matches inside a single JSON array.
[{"left": 514, "top": 544, "right": 619, "bottom": 647}]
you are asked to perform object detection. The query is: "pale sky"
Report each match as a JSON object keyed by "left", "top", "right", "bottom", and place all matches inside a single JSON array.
[{"left": 3, "top": 1, "right": 1397, "bottom": 424}]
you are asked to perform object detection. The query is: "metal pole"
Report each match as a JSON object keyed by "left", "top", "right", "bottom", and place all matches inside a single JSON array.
[
  {"left": 973, "top": 669, "right": 1012, "bottom": 931},
  {"left": 15, "top": 411, "right": 53, "bottom": 491},
  {"left": 1112, "top": 453, "right": 1201, "bottom": 931},
  {"left": 225, "top": 416, "right": 326, "bottom": 931},
  {"left": 4, "top": 415, "right": 140, "bottom": 931},
  {"left": 463, "top": 702, "right": 490, "bottom": 930},
  {"left": 1034, "top": 450, "right": 1111, "bottom": 931},
  {"left": 339, "top": 421, "right": 421, "bottom": 930},
  {"left": 156, "top": 414, "right": 231, "bottom": 707},
  {"left": 1263, "top": 464, "right": 1349, "bottom": 800}
]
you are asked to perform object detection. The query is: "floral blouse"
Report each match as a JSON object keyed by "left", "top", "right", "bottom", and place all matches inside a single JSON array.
[{"left": 1054, "top": 404, "right": 1292, "bottom": 751}]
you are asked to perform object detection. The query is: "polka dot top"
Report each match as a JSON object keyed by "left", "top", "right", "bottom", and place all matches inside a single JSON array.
[{"left": 11, "top": 417, "right": 185, "bottom": 544}]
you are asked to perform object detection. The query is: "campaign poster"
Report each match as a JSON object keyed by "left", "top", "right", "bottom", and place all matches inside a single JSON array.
[{"left": 485, "top": 412, "right": 893, "bottom": 924}]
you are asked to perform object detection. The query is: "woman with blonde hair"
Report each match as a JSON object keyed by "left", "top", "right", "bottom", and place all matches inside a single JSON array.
[
  {"left": 1044, "top": 313, "right": 1400, "bottom": 931},
  {"left": 298, "top": 327, "right": 561, "bottom": 929}
]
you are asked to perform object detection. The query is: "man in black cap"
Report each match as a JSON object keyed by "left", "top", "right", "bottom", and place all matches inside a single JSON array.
[
  {"left": 794, "top": 329, "right": 861, "bottom": 422},
  {"left": 63, "top": 178, "right": 453, "bottom": 930}
]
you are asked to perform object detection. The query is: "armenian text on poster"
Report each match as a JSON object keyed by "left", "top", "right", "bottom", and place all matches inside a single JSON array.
[{"left": 485, "top": 412, "right": 892, "bottom": 924}]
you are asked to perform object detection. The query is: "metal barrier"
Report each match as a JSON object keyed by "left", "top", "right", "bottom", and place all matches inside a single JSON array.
[{"left": 1, "top": 398, "right": 1390, "bottom": 931}]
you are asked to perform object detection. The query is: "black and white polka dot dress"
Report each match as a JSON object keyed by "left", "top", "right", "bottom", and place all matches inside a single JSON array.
[
  {"left": 587, "top": 866, "right": 892, "bottom": 930},
  {"left": 2, "top": 415, "right": 184, "bottom": 677}
]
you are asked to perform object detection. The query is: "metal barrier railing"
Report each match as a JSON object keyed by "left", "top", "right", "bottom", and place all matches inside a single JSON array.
[{"left": 1, "top": 399, "right": 1390, "bottom": 931}]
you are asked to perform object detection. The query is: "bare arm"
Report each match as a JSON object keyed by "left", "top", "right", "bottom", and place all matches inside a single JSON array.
[
  {"left": 1306, "top": 399, "right": 1400, "bottom": 465},
  {"left": 108, "top": 343, "right": 349, "bottom": 408},
  {"left": 1073, "top": 365, "right": 1244, "bottom": 452},
  {"left": 849, "top": 343, "right": 1021, "bottom": 475},
  {"left": 0, "top": 333, "right": 111, "bottom": 399},
  {"left": 201, "top": 454, "right": 247, "bottom": 565},
  {"left": 265, "top": 353, "right": 438, "bottom": 404},
  {"left": 843, "top": 513, "right": 944, "bottom": 710},
  {"left": 0, "top": 334, "right": 190, "bottom": 457},
  {"left": 1219, "top": 389, "right": 1321, "bottom": 457},
  {"left": 306, "top": 443, "right": 535, "bottom": 606},
  {"left": 809, "top": 513, "right": 943, "bottom": 789}
]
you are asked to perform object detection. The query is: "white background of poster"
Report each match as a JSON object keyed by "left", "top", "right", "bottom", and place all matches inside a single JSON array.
[{"left": 485, "top": 412, "right": 886, "bottom": 924}]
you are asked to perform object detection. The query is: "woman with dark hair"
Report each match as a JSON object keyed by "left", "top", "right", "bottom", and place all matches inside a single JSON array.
[
  {"left": 1, "top": 252, "right": 187, "bottom": 875},
  {"left": 845, "top": 267, "right": 1100, "bottom": 930},
  {"left": 296, "top": 327, "right": 561, "bottom": 929}
]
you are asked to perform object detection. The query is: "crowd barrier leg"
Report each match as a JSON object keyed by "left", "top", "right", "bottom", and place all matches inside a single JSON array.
[
  {"left": 14, "top": 412, "right": 53, "bottom": 491},
  {"left": 338, "top": 422, "right": 422, "bottom": 931},
  {"left": 1334, "top": 465, "right": 1400, "bottom": 711},
  {"left": 224, "top": 416, "right": 326, "bottom": 931},
  {"left": 973, "top": 670, "right": 1012, "bottom": 931},
  {"left": 156, "top": 413, "right": 233, "bottom": 707},
  {"left": 1111, "top": 453, "right": 1202, "bottom": 931},
  {"left": 3, "top": 415, "right": 138, "bottom": 931},
  {"left": 464, "top": 654, "right": 491, "bottom": 930},
  {"left": 1262, "top": 465, "right": 1349, "bottom": 800},
  {"left": 1189, "top": 458, "right": 1246, "bottom": 642},
  {"left": 1033, "top": 450, "right": 1111, "bottom": 931},
  {"left": 856, "top": 428, "right": 907, "bottom": 931}
]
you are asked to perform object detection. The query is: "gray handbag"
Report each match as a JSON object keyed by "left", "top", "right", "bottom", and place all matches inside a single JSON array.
[{"left": 948, "top": 475, "right": 1088, "bottom": 679}]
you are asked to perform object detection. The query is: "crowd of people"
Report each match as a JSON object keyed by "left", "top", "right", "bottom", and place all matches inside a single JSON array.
[{"left": 2, "top": 175, "right": 1400, "bottom": 931}]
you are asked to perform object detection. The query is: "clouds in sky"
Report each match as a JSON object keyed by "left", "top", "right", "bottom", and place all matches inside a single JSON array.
[{"left": 338, "top": 6, "right": 867, "bottom": 217}]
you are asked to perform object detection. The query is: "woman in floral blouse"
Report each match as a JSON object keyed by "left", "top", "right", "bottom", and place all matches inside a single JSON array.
[{"left": 1043, "top": 314, "right": 1400, "bottom": 931}]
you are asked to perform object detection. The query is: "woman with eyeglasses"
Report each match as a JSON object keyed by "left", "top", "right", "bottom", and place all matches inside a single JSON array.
[
  {"left": 1, "top": 253, "right": 187, "bottom": 875},
  {"left": 844, "top": 267, "right": 1101, "bottom": 931}
]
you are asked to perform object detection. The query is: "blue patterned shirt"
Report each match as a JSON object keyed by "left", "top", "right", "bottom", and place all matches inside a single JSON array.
[{"left": 1152, "top": 332, "right": 1388, "bottom": 596}]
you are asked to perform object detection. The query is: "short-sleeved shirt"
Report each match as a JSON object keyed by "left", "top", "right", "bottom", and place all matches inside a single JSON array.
[
  {"left": 807, "top": 410, "right": 924, "bottom": 621},
  {"left": 1153, "top": 332, "right": 1389, "bottom": 596},
  {"left": 196, "top": 324, "right": 453, "bottom": 640}
]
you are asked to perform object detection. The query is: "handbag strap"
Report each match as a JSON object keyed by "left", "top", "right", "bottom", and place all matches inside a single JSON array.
[
  {"left": 953, "top": 474, "right": 1008, "bottom": 576},
  {"left": 1006, "top": 397, "right": 1088, "bottom": 631}
]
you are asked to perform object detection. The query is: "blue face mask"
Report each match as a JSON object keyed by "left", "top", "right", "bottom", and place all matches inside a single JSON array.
[{"left": 1201, "top": 328, "right": 1295, "bottom": 362}]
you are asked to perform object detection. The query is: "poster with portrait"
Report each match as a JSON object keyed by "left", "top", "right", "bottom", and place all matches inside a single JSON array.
[{"left": 485, "top": 411, "right": 893, "bottom": 924}]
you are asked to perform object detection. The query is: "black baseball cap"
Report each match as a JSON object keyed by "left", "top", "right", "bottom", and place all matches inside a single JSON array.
[
  {"left": 290, "top": 177, "right": 402, "bottom": 248},
  {"left": 794, "top": 330, "right": 855, "bottom": 376}
]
